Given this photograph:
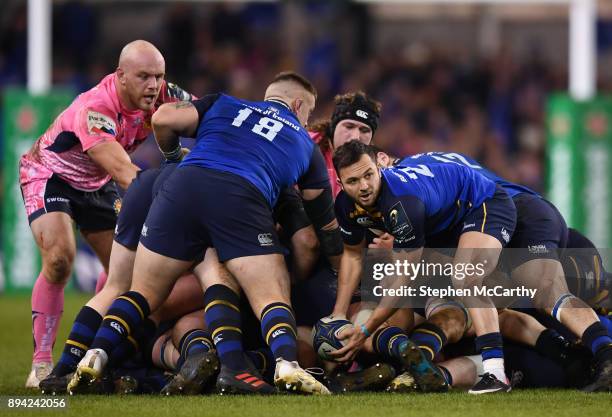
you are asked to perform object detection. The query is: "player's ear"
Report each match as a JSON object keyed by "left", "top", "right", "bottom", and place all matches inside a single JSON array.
[
  {"left": 292, "top": 98, "right": 303, "bottom": 114},
  {"left": 337, "top": 178, "right": 343, "bottom": 190},
  {"left": 116, "top": 67, "right": 126, "bottom": 85}
]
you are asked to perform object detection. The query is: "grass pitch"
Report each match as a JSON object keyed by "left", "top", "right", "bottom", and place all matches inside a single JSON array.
[{"left": 0, "top": 294, "right": 609, "bottom": 417}]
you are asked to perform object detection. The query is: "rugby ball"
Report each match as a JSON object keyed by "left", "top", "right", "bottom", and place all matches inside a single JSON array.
[{"left": 312, "top": 316, "right": 354, "bottom": 361}]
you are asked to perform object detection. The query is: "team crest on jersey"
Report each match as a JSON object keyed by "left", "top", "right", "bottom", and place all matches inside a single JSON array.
[
  {"left": 113, "top": 198, "right": 122, "bottom": 215},
  {"left": 87, "top": 111, "right": 116, "bottom": 136},
  {"left": 385, "top": 202, "right": 414, "bottom": 243}
]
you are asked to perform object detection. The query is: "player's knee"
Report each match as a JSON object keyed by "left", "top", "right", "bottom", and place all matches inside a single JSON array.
[
  {"left": 292, "top": 227, "right": 320, "bottom": 254},
  {"left": 43, "top": 249, "right": 75, "bottom": 282},
  {"left": 429, "top": 308, "right": 465, "bottom": 343}
]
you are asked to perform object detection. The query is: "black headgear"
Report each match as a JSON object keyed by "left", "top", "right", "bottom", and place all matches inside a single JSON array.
[{"left": 330, "top": 94, "right": 380, "bottom": 136}]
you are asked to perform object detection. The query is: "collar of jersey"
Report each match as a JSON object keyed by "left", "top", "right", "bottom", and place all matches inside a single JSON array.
[{"left": 265, "top": 98, "right": 291, "bottom": 111}]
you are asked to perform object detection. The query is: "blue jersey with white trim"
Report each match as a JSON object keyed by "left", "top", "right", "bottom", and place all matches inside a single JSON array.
[
  {"left": 335, "top": 160, "right": 497, "bottom": 248},
  {"left": 397, "top": 152, "right": 538, "bottom": 198},
  {"left": 181, "top": 94, "right": 328, "bottom": 206}
]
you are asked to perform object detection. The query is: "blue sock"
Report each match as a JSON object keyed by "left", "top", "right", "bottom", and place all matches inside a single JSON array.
[
  {"left": 176, "top": 329, "right": 213, "bottom": 369},
  {"left": 91, "top": 291, "right": 150, "bottom": 355},
  {"left": 582, "top": 322, "right": 612, "bottom": 362},
  {"left": 475, "top": 332, "right": 504, "bottom": 361},
  {"left": 260, "top": 303, "right": 297, "bottom": 362},
  {"left": 410, "top": 323, "right": 447, "bottom": 361},
  {"left": 204, "top": 284, "right": 248, "bottom": 371},
  {"left": 55, "top": 306, "right": 102, "bottom": 375},
  {"left": 372, "top": 326, "right": 408, "bottom": 360},
  {"left": 108, "top": 318, "right": 156, "bottom": 366},
  {"left": 246, "top": 348, "right": 275, "bottom": 381}
]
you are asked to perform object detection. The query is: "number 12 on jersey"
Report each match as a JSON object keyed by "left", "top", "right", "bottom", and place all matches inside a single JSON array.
[{"left": 231, "top": 108, "right": 283, "bottom": 141}]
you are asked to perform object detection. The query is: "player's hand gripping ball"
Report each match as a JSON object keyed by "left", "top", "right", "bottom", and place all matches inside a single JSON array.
[{"left": 312, "top": 316, "right": 354, "bottom": 361}]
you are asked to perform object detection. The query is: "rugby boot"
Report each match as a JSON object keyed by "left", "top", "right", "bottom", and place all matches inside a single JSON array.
[
  {"left": 40, "top": 371, "right": 72, "bottom": 395},
  {"left": 327, "top": 362, "right": 395, "bottom": 393},
  {"left": 397, "top": 339, "right": 448, "bottom": 392},
  {"left": 217, "top": 365, "right": 275, "bottom": 395},
  {"left": 25, "top": 362, "right": 53, "bottom": 389},
  {"left": 67, "top": 348, "right": 108, "bottom": 395},
  {"left": 468, "top": 373, "right": 511, "bottom": 394},
  {"left": 582, "top": 357, "right": 612, "bottom": 392},
  {"left": 161, "top": 350, "right": 220, "bottom": 395},
  {"left": 274, "top": 358, "right": 331, "bottom": 395}
]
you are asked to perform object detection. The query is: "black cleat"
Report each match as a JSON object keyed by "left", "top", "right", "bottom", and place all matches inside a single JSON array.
[
  {"left": 161, "top": 350, "right": 219, "bottom": 395},
  {"left": 582, "top": 358, "right": 612, "bottom": 393},
  {"left": 217, "top": 366, "right": 276, "bottom": 395},
  {"left": 468, "top": 373, "right": 511, "bottom": 394},
  {"left": 113, "top": 375, "right": 139, "bottom": 395},
  {"left": 327, "top": 363, "right": 395, "bottom": 393},
  {"left": 398, "top": 339, "right": 448, "bottom": 392},
  {"left": 40, "top": 372, "right": 73, "bottom": 395}
]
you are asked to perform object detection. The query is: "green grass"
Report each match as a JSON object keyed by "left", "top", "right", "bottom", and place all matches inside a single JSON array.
[{"left": 0, "top": 294, "right": 610, "bottom": 417}]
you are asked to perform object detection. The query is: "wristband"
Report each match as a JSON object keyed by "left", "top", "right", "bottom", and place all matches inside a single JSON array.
[{"left": 360, "top": 324, "right": 371, "bottom": 337}]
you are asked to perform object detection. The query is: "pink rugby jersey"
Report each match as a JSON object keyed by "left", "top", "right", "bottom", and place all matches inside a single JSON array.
[
  {"left": 310, "top": 131, "right": 341, "bottom": 198},
  {"left": 20, "top": 73, "right": 190, "bottom": 192}
]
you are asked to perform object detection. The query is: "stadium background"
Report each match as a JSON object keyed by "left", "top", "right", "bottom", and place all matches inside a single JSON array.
[{"left": 0, "top": 1, "right": 611, "bottom": 289}]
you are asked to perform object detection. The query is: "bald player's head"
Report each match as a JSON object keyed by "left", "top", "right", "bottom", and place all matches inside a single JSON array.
[
  {"left": 116, "top": 40, "right": 166, "bottom": 111},
  {"left": 264, "top": 71, "right": 317, "bottom": 127}
]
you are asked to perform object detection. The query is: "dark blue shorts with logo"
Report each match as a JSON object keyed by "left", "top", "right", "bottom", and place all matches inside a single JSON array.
[
  {"left": 426, "top": 185, "right": 517, "bottom": 249},
  {"left": 140, "top": 165, "right": 283, "bottom": 262},
  {"left": 114, "top": 164, "right": 177, "bottom": 250},
  {"left": 504, "top": 193, "right": 568, "bottom": 269}
]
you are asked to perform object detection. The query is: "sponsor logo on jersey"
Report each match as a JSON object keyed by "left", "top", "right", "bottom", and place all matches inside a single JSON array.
[
  {"left": 258, "top": 233, "right": 274, "bottom": 246},
  {"left": 87, "top": 111, "right": 117, "bottom": 136},
  {"left": 385, "top": 202, "right": 414, "bottom": 243},
  {"left": 141, "top": 224, "right": 148, "bottom": 237}
]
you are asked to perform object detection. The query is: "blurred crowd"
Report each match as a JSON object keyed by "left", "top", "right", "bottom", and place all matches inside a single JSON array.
[{"left": 2, "top": 1, "right": 612, "bottom": 193}]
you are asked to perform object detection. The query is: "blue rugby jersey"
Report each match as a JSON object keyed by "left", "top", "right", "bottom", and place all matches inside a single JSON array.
[
  {"left": 181, "top": 94, "right": 329, "bottom": 206},
  {"left": 398, "top": 152, "right": 538, "bottom": 198},
  {"left": 335, "top": 159, "right": 497, "bottom": 248}
]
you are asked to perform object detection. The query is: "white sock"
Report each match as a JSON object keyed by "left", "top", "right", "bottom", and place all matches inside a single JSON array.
[{"left": 482, "top": 358, "right": 507, "bottom": 383}]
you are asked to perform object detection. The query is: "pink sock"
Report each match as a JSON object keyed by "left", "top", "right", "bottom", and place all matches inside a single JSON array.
[
  {"left": 95, "top": 271, "right": 108, "bottom": 294},
  {"left": 31, "top": 273, "right": 65, "bottom": 363}
]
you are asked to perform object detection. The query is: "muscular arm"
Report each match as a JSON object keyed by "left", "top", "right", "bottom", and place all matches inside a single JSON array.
[
  {"left": 332, "top": 240, "right": 366, "bottom": 317},
  {"left": 87, "top": 141, "right": 140, "bottom": 190},
  {"left": 361, "top": 247, "right": 423, "bottom": 334},
  {"left": 152, "top": 101, "right": 199, "bottom": 157}
]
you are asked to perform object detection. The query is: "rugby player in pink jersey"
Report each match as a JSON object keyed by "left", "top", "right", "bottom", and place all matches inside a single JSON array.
[{"left": 20, "top": 40, "right": 192, "bottom": 388}]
